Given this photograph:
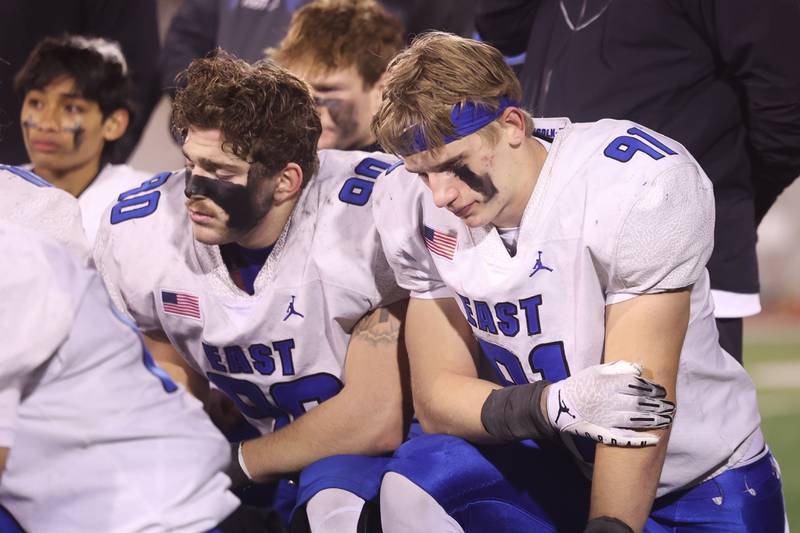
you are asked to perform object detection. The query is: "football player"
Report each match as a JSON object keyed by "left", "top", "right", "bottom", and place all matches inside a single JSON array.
[
  {"left": 93, "top": 52, "right": 410, "bottom": 532},
  {"left": 370, "top": 33, "right": 786, "bottom": 532},
  {"left": 269, "top": 0, "right": 404, "bottom": 152},
  {"left": 0, "top": 222, "right": 239, "bottom": 532},
  {"left": 15, "top": 35, "right": 150, "bottom": 243}
]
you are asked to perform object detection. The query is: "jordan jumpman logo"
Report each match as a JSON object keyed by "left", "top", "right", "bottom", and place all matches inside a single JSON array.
[
  {"left": 529, "top": 251, "right": 554, "bottom": 277},
  {"left": 554, "top": 390, "right": 576, "bottom": 425},
  {"left": 283, "top": 295, "right": 304, "bottom": 321}
]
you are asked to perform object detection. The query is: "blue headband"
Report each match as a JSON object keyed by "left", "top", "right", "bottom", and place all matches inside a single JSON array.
[{"left": 409, "top": 97, "right": 519, "bottom": 154}]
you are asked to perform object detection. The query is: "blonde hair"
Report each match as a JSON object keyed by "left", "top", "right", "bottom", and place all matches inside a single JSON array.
[
  {"left": 269, "top": 0, "right": 404, "bottom": 87},
  {"left": 372, "top": 32, "right": 532, "bottom": 156}
]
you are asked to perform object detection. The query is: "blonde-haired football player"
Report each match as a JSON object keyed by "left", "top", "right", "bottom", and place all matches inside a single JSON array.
[{"left": 371, "top": 32, "right": 785, "bottom": 533}]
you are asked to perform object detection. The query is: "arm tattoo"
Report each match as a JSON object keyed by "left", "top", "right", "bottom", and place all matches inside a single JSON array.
[{"left": 352, "top": 307, "right": 401, "bottom": 346}]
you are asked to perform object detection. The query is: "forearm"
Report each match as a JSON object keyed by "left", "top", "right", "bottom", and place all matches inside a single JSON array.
[
  {"left": 405, "top": 298, "right": 504, "bottom": 442},
  {"left": 594, "top": 290, "right": 688, "bottom": 530},
  {"left": 243, "top": 302, "right": 410, "bottom": 482},
  {"left": 143, "top": 330, "right": 209, "bottom": 405},
  {"left": 415, "top": 371, "right": 503, "bottom": 443},
  {"left": 242, "top": 390, "right": 404, "bottom": 482},
  {"left": 590, "top": 430, "right": 670, "bottom": 532}
]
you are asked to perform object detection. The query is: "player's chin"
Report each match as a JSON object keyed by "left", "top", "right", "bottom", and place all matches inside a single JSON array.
[
  {"left": 462, "top": 210, "right": 490, "bottom": 228},
  {"left": 190, "top": 221, "right": 230, "bottom": 245}
]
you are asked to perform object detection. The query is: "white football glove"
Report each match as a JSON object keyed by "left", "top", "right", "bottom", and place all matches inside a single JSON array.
[{"left": 545, "top": 360, "right": 674, "bottom": 447}]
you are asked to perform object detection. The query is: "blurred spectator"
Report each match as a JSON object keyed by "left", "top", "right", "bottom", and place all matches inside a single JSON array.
[
  {"left": 476, "top": 0, "right": 800, "bottom": 362},
  {"left": 269, "top": 0, "right": 404, "bottom": 151},
  {"left": 15, "top": 35, "right": 150, "bottom": 243},
  {"left": 160, "top": 0, "right": 475, "bottom": 96},
  {"left": 0, "top": 0, "right": 160, "bottom": 165}
]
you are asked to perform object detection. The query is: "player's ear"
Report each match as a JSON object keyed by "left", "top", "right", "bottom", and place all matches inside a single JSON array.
[
  {"left": 500, "top": 107, "right": 527, "bottom": 147},
  {"left": 101, "top": 108, "right": 130, "bottom": 142},
  {"left": 273, "top": 162, "right": 303, "bottom": 203}
]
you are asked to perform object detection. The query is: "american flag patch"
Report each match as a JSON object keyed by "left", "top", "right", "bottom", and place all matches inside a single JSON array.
[
  {"left": 423, "top": 224, "right": 458, "bottom": 261},
  {"left": 161, "top": 290, "right": 201, "bottom": 320}
]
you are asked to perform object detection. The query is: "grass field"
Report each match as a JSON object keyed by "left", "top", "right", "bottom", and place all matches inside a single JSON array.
[{"left": 743, "top": 319, "right": 800, "bottom": 530}]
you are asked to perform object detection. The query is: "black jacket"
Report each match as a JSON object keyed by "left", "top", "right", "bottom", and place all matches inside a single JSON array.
[
  {"left": 160, "top": 0, "right": 477, "bottom": 97},
  {"left": 477, "top": 0, "right": 800, "bottom": 297}
]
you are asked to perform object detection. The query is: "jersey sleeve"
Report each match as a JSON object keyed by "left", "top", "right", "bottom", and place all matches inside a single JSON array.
[
  {"left": 1, "top": 168, "right": 90, "bottom": 263},
  {"left": 91, "top": 178, "right": 174, "bottom": 333},
  {"left": 372, "top": 167, "right": 451, "bottom": 299},
  {"left": 0, "top": 226, "right": 78, "bottom": 447},
  {"left": 93, "top": 210, "right": 164, "bottom": 332},
  {"left": 604, "top": 162, "right": 715, "bottom": 304}
]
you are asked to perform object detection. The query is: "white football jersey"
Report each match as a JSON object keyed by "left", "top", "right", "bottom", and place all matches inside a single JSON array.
[
  {"left": 94, "top": 150, "right": 407, "bottom": 435},
  {"left": 0, "top": 223, "right": 238, "bottom": 532},
  {"left": 21, "top": 162, "right": 150, "bottom": 244},
  {"left": 373, "top": 119, "right": 763, "bottom": 497},
  {"left": 0, "top": 165, "right": 90, "bottom": 261},
  {"left": 79, "top": 163, "right": 151, "bottom": 243}
]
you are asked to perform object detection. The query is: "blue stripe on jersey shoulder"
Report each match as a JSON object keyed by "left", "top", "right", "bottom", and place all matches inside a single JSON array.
[
  {"left": 0, "top": 164, "right": 52, "bottom": 187},
  {"left": 385, "top": 160, "right": 404, "bottom": 175}
]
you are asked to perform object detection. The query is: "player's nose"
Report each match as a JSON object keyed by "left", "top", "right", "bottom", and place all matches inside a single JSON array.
[
  {"left": 428, "top": 172, "right": 459, "bottom": 208},
  {"left": 29, "top": 104, "right": 60, "bottom": 131}
]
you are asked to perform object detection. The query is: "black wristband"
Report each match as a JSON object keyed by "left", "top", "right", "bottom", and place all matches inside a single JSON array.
[
  {"left": 480, "top": 381, "right": 555, "bottom": 441},
  {"left": 584, "top": 517, "right": 635, "bottom": 533},
  {"left": 226, "top": 442, "right": 252, "bottom": 490}
]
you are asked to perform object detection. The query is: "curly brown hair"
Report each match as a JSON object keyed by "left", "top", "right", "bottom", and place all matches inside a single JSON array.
[
  {"left": 269, "top": 0, "right": 404, "bottom": 88},
  {"left": 172, "top": 51, "right": 322, "bottom": 183}
]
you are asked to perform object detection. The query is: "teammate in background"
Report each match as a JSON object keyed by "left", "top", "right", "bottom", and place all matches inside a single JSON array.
[
  {"left": 93, "top": 52, "right": 410, "bottom": 532},
  {"left": 0, "top": 224, "right": 239, "bottom": 532},
  {"left": 269, "top": 0, "right": 404, "bottom": 152},
  {"left": 371, "top": 33, "right": 785, "bottom": 532},
  {"left": 15, "top": 35, "right": 150, "bottom": 243}
]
